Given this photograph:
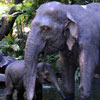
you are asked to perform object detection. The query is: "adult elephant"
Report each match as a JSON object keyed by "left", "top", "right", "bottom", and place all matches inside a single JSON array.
[
  {"left": 0, "top": 51, "right": 16, "bottom": 73},
  {"left": 25, "top": 1, "right": 100, "bottom": 100}
]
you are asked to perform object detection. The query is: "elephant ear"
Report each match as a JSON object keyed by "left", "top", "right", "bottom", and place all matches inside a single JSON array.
[{"left": 64, "top": 12, "right": 78, "bottom": 50}]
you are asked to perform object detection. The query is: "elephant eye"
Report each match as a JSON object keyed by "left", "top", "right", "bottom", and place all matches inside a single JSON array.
[
  {"left": 45, "top": 72, "right": 49, "bottom": 76},
  {"left": 40, "top": 25, "right": 51, "bottom": 32}
]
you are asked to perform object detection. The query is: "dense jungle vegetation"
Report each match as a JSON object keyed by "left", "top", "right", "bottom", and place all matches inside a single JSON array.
[{"left": 0, "top": 0, "right": 99, "bottom": 70}]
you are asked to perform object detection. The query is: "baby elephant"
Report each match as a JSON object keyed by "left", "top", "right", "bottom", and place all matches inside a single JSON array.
[{"left": 5, "top": 60, "right": 65, "bottom": 100}]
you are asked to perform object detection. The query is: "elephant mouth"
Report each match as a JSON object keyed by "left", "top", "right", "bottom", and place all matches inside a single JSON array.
[
  {"left": 44, "top": 42, "right": 66, "bottom": 55},
  {"left": 44, "top": 79, "right": 51, "bottom": 85},
  {"left": 43, "top": 41, "right": 60, "bottom": 55}
]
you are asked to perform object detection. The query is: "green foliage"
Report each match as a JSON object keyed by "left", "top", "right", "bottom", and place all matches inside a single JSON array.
[
  {"left": 0, "top": 3, "right": 13, "bottom": 17},
  {"left": 0, "top": 33, "right": 26, "bottom": 59},
  {"left": 0, "top": 0, "right": 36, "bottom": 59}
]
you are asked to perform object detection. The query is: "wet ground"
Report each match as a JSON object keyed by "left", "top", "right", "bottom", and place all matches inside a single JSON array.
[
  {"left": 91, "top": 78, "right": 100, "bottom": 100},
  {"left": 43, "top": 79, "right": 100, "bottom": 100},
  {"left": 0, "top": 78, "right": 100, "bottom": 100}
]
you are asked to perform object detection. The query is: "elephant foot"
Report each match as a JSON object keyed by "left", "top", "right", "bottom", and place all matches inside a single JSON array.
[
  {"left": 78, "top": 97, "right": 90, "bottom": 100},
  {"left": 5, "top": 95, "right": 13, "bottom": 100},
  {"left": 17, "top": 97, "right": 24, "bottom": 100},
  {"left": 32, "top": 95, "right": 42, "bottom": 100},
  {"left": 78, "top": 85, "right": 90, "bottom": 100},
  {"left": 33, "top": 97, "right": 42, "bottom": 100},
  {"left": 17, "top": 91, "right": 24, "bottom": 100},
  {"left": 64, "top": 92, "right": 74, "bottom": 100},
  {"left": 35, "top": 95, "right": 42, "bottom": 100},
  {"left": 36, "top": 98, "right": 42, "bottom": 100}
]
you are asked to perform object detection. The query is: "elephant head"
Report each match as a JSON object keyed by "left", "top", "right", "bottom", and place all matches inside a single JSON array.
[
  {"left": 25, "top": 1, "right": 78, "bottom": 100},
  {"left": 36, "top": 62, "right": 66, "bottom": 99}
]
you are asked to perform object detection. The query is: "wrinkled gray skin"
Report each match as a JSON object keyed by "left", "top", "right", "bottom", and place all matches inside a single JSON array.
[
  {"left": 5, "top": 60, "right": 65, "bottom": 100},
  {"left": 0, "top": 73, "right": 5, "bottom": 82},
  {"left": 0, "top": 74, "right": 5, "bottom": 89},
  {"left": 0, "top": 56, "right": 16, "bottom": 73},
  {"left": 25, "top": 1, "right": 100, "bottom": 100}
]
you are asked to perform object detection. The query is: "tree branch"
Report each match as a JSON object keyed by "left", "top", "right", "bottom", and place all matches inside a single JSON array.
[{"left": 0, "top": 0, "right": 24, "bottom": 41}]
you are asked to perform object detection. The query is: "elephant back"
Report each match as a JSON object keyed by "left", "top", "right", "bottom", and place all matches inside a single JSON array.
[{"left": 0, "top": 56, "right": 17, "bottom": 73}]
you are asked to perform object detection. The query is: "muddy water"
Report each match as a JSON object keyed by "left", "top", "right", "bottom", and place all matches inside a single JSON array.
[
  {"left": 75, "top": 78, "right": 100, "bottom": 100},
  {"left": 0, "top": 79, "right": 100, "bottom": 100},
  {"left": 43, "top": 81, "right": 100, "bottom": 100},
  {"left": 91, "top": 78, "right": 100, "bottom": 100},
  {"left": 0, "top": 89, "right": 5, "bottom": 100}
]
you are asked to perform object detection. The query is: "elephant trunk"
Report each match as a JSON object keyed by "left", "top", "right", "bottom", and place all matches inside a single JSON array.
[
  {"left": 49, "top": 68, "right": 66, "bottom": 100},
  {"left": 24, "top": 28, "right": 46, "bottom": 100},
  {"left": 52, "top": 77, "right": 66, "bottom": 100}
]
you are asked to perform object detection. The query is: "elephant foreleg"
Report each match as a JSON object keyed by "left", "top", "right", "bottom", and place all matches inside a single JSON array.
[
  {"left": 60, "top": 51, "right": 76, "bottom": 100},
  {"left": 35, "top": 80, "right": 42, "bottom": 100},
  {"left": 5, "top": 74, "right": 14, "bottom": 100},
  {"left": 17, "top": 90, "right": 24, "bottom": 100},
  {"left": 78, "top": 46, "right": 99, "bottom": 100},
  {"left": 32, "top": 79, "right": 42, "bottom": 100}
]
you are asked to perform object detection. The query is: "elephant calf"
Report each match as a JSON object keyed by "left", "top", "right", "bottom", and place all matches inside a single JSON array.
[{"left": 5, "top": 60, "right": 65, "bottom": 100}]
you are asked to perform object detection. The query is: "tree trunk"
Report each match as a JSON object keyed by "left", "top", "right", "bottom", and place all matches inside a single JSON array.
[{"left": 0, "top": 0, "right": 24, "bottom": 40}]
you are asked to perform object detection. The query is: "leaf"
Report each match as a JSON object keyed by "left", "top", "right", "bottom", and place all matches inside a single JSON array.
[
  {"left": 20, "top": 15, "right": 24, "bottom": 21},
  {"left": 25, "top": 2, "right": 32, "bottom": 7},
  {"left": 16, "top": 3, "right": 23, "bottom": 11},
  {"left": 8, "top": 15, "right": 13, "bottom": 21},
  {"left": 11, "top": 44, "right": 20, "bottom": 51}
]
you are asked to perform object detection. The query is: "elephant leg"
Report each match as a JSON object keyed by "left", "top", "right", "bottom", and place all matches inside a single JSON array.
[
  {"left": 60, "top": 51, "right": 76, "bottom": 100},
  {"left": 35, "top": 80, "right": 42, "bottom": 100},
  {"left": 78, "top": 47, "right": 99, "bottom": 100},
  {"left": 5, "top": 75, "right": 14, "bottom": 100},
  {"left": 17, "top": 90, "right": 24, "bottom": 100},
  {"left": 6, "top": 95, "right": 13, "bottom": 100}
]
